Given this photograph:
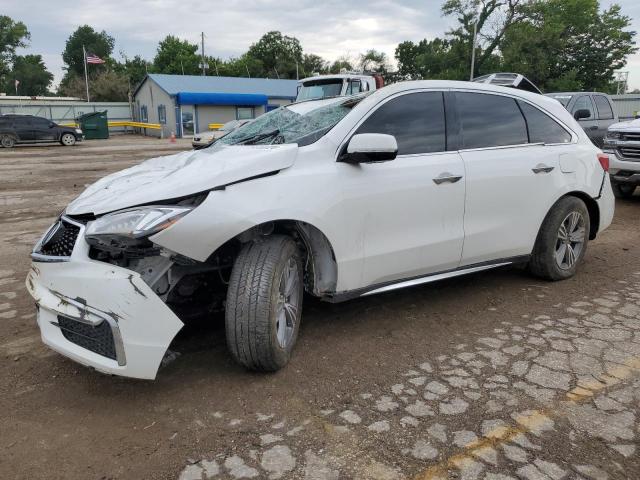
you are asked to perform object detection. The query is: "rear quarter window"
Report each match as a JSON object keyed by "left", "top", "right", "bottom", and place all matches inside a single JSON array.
[
  {"left": 518, "top": 101, "right": 572, "bottom": 144},
  {"left": 593, "top": 95, "right": 614, "bottom": 120}
]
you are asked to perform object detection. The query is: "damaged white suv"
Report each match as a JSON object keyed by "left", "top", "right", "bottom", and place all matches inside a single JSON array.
[{"left": 27, "top": 81, "right": 614, "bottom": 379}]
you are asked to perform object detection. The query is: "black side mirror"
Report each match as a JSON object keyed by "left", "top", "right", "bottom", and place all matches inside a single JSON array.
[
  {"left": 574, "top": 109, "right": 591, "bottom": 120},
  {"left": 49, "top": 122, "right": 55, "bottom": 128}
]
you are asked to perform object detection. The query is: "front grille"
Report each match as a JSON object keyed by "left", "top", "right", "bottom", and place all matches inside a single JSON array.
[
  {"left": 621, "top": 133, "right": 640, "bottom": 142},
  {"left": 37, "top": 219, "right": 80, "bottom": 257},
  {"left": 618, "top": 146, "right": 640, "bottom": 160},
  {"left": 57, "top": 315, "right": 117, "bottom": 360}
]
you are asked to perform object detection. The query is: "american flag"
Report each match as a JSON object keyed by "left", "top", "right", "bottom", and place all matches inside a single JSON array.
[{"left": 86, "top": 52, "right": 105, "bottom": 64}]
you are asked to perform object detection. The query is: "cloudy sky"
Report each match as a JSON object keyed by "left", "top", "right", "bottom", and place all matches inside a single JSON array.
[{"left": 6, "top": 0, "right": 640, "bottom": 90}]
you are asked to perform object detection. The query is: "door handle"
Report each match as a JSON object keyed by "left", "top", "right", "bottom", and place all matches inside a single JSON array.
[
  {"left": 588, "top": 125, "right": 598, "bottom": 131},
  {"left": 532, "top": 163, "right": 555, "bottom": 174},
  {"left": 433, "top": 172, "right": 463, "bottom": 185}
]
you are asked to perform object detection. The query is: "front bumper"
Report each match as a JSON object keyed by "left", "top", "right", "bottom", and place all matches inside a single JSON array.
[
  {"left": 607, "top": 151, "right": 640, "bottom": 182},
  {"left": 25, "top": 225, "right": 183, "bottom": 380}
]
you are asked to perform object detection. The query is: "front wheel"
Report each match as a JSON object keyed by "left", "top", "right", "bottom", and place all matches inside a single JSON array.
[
  {"left": 611, "top": 180, "right": 636, "bottom": 199},
  {"left": 60, "top": 133, "right": 76, "bottom": 146},
  {"left": 529, "top": 196, "right": 590, "bottom": 281},
  {"left": 1, "top": 134, "right": 16, "bottom": 148},
  {"left": 225, "top": 235, "right": 303, "bottom": 371}
]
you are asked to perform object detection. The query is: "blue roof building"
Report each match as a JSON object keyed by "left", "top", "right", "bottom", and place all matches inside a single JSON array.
[{"left": 133, "top": 74, "right": 298, "bottom": 138}]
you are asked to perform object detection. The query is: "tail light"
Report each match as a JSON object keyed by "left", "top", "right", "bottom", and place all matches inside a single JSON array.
[{"left": 597, "top": 153, "right": 609, "bottom": 172}]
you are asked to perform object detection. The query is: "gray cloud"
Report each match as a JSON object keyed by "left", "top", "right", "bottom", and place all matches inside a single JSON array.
[{"left": 5, "top": 0, "right": 640, "bottom": 89}]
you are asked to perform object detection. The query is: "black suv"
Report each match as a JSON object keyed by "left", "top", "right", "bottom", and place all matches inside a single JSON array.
[{"left": 0, "top": 114, "right": 83, "bottom": 148}]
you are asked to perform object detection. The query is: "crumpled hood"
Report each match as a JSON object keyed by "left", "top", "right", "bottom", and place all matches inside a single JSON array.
[
  {"left": 609, "top": 118, "right": 640, "bottom": 132},
  {"left": 66, "top": 144, "right": 299, "bottom": 215}
]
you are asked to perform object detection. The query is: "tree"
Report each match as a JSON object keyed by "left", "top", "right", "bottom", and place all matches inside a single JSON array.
[
  {"left": 59, "top": 70, "right": 128, "bottom": 101},
  {"left": 4, "top": 54, "right": 53, "bottom": 95},
  {"left": 358, "top": 49, "right": 390, "bottom": 73},
  {"left": 301, "top": 54, "right": 327, "bottom": 77},
  {"left": 0, "top": 16, "right": 30, "bottom": 78},
  {"left": 246, "top": 31, "right": 303, "bottom": 78},
  {"left": 115, "top": 54, "right": 151, "bottom": 88},
  {"left": 500, "top": 0, "right": 637, "bottom": 91},
  {"left": 328, "top": 56, "right": 354, "bottom": 74},
  {"left": 153, "top": 35, "right": 200, "bottom": 75},
  {"left": 62, "top": 25, "right": 114, "bottom": 76}
]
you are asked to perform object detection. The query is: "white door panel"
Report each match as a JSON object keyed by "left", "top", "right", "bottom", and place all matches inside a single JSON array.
[
  {"left": 338, "top": 152, "right": 465, "bottom": 287},
  {"left": 460, "top": 144, "right": 565, "bottom": 265}
]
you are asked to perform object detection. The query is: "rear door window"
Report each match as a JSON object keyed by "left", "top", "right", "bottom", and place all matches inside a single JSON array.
[
  {"left": 456, "top": 92, "right": 528, "bottom": 149},
  {"left": 518, "top": 101, "right": 572, "bottom": 144},
  {"left": 355, "top": 91, "right": 446, "bottom": 155},
  {"left": 593, "top": 95, "right": 614, "bottom": 120}
]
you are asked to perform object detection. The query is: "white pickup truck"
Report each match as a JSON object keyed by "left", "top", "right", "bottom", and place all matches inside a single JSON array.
[
  {"left": 603, "top": 118, "right": 640, "bottom": 198},
  {"left": 296, "top": 73, "right": 383, "bottom": 102}
]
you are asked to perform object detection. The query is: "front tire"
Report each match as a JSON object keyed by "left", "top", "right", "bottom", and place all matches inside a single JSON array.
[
  {"left": 529, "top": 196, "right": 590, "bottom": 281},
  {"left": 1, "top": 134, "right": 16, "bottom": 148},
  {"left": 60, "top": 133, "right": 76, "bottom": 146},
  {"left": 225, "top": 235, "right": 303, "bottom": 371},
  {"left": 611, "top": 180, "right": 635, "bottom": 199}
]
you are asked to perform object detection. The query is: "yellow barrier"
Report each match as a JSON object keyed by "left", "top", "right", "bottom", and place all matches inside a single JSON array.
[
  {"left": 208, "top": 123, "right": 224, "bottom": 130},
  {"left": 59, "top": 120, "right": 161, "bottom": 130}
]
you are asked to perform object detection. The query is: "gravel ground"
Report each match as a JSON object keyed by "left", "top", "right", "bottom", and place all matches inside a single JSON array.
[{"left": 1, "top": 137, "right": 639, "bottom": 480}]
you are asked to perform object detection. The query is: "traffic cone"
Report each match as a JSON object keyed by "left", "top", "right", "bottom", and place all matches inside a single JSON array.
[{"left": 169, "top": 132, "right": 176, "bottom": 143}]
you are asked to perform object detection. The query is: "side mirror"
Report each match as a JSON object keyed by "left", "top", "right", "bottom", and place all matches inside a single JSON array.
[
  {"left": 340, "top": 133, "right": 398, "bottom": 164},
  {"left": 574, "top": 109, "right": 591, "bottom": 120},
  {"left": 49, "top": 122, "right": 55, "bottom": 128}
]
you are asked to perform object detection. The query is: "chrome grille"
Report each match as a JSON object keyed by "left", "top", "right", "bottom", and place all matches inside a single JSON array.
[
  {"left": 621, "top": 133, "right": 640, "bottom": 142},
  {"left": 618, "top": 147, "right": 640, "bottom": 160}
]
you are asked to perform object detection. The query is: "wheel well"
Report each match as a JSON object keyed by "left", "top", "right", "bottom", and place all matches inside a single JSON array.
[
  {"left": 565, "top": 191, "right": 599, "bottom": 240},
  {"left": 207, "top": 220, "right": 338, "bottom": 297}
]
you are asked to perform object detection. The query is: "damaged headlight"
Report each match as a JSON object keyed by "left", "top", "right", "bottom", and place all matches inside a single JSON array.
[{"left": 86, "top": 206, "right": 192, "bottom": 240}]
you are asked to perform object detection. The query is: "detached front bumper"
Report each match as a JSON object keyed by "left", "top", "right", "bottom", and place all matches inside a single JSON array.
[{"left": 25, "top": 221, "right": 183, "bottom": 380}]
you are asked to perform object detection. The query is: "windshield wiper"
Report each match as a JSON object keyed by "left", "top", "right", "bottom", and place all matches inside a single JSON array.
[{"left": 237, "top": 129, "right": 281, "bottom": 145}]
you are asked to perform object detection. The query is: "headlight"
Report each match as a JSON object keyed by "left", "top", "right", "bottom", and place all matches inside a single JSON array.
[
  {"left": 85, "top": 206, "right": 192, "bottom": 239},
  {"left": 75, "top": 128, "right": 83, "bottom": 134}
]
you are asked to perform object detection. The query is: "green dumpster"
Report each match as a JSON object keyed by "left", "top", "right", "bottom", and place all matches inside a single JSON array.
[{"left": 77, "top": 110, "right": 109, "bottom": 140}]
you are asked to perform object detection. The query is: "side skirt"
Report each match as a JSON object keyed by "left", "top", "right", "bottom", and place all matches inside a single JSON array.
[{"left": 323, "top": 255, "right": 530, "bottom": 303}]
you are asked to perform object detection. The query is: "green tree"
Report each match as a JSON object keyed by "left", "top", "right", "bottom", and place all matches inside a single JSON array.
[
  {"left": 301, "top": 54, "right": 327, "bottom": 77},
  {"left": 328, "top": 56, "right": 354, "bottom": 74},
  {"left": 62, "top": 25, "right": 114, "bottom": 76},
  {"left": 246, "top": 31, "right": 303, "bottom": 78},
  {"left": 501, "top": 0, "right": 637, "bottom": 91},
  {"left": 358, "top": 49, "right": 390, "bottom": 73},
  {"left": 153, "top": 35, "right": 200, "bottom": 75},
  {"left": 5, "top": 54, "right": 53, "bottom": 95},
  {"left": 115, "top": 54, "right": 151, "bottom": 88},
  {"left": 0, "top": 16, "right": 30, "bottom": 78},
  {"left": 59, "top": 70, "right": 128, "bottom": 101}
]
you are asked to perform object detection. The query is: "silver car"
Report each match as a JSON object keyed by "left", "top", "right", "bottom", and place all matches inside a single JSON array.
[{"left": 192, "top": 119, "right": 252, "bottom": 148}]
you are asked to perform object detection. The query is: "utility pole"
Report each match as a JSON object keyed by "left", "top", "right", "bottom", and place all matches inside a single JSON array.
[
  {"left": 470, "top": 17, "right": 478, "bottom": 81},
  {"left": 201, "top": 32, "right": 206, "bottom": 76},
  {"left": 82, "top": 44, "right": 90, "bottom": 102}
]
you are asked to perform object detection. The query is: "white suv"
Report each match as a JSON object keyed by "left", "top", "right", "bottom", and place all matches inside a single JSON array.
[{"left": 26, "top": 81, "right": 614, "bottom": 379}]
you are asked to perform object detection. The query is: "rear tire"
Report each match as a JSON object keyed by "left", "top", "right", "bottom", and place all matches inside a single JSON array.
[
  {"left": 60, "top": 133, "right": 76, "bottom": 146},
  {"left": 1, "top": 134, "right": 16, "bottom": 148},
  {"left": 611, "top": 180, "right": 636, "bottom": 199},
  {"left": 225, "top": 235, "right": 303, "bottom": 372},
  {"left": 529, "top": 196, "right": 590, "bottom": 281}
]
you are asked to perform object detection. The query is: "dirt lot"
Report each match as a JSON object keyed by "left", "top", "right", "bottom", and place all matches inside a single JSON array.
[{"left": 1, "top": 136, "right": 639, "bottom": 480}]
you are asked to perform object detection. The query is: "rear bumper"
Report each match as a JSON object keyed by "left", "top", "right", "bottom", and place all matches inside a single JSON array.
[
  {"left": 596, "top": 171, "right": 615, "bottom": 232},
  {"left": 25, "top": 235, "right": 183, "bottom": 380}
]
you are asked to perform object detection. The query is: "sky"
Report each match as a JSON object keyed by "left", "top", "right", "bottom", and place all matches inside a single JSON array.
[{"left": 5, "top": 0, "right": 640, "bottom": 91}]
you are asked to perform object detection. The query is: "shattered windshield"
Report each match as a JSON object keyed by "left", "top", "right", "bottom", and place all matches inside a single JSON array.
[{"left": 217, "top": 95, "right": 366, "bottom": 147}]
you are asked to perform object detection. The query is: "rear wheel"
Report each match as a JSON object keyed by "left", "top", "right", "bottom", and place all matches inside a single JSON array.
[
  {"left": 1, "top": 134, "right": 16, "bottom": 148},
  {"left": 529, "top": 196, "right": 590, "bottom": 281},
  {"left": 60, "top": 133, "right": 76, "bottom": 146},
  {"left": 225, "top": 235, "right": 303, "bottom": 371},
  {"left": 611, "top": 180, "right": 636, "bottom": 199}
]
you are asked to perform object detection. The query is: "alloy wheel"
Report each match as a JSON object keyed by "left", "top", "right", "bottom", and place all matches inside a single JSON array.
[
  {"left": 555, "top": 211, "right": 586, "bottom": 270},
  {"left": 275, "top": 257, "right": 300, "bottom": 349}
]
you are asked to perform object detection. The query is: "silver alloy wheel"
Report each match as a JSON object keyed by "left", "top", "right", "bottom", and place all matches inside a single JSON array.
[
  {"left": 1, "top": 135, "right": 15, "bottom": 148},
  {"left": 275, "top": 257, "right": 300, "bottom": 349},
  {"left": 555, "top": 211, "right": 586, "bottom": 270},
  {"left": 61, "top": 133, "right": 75, "bottom": 146}
]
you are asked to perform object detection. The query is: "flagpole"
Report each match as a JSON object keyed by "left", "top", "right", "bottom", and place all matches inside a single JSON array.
[{"left": 83, "top": 45, "right": 90, "bottom": 102}]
